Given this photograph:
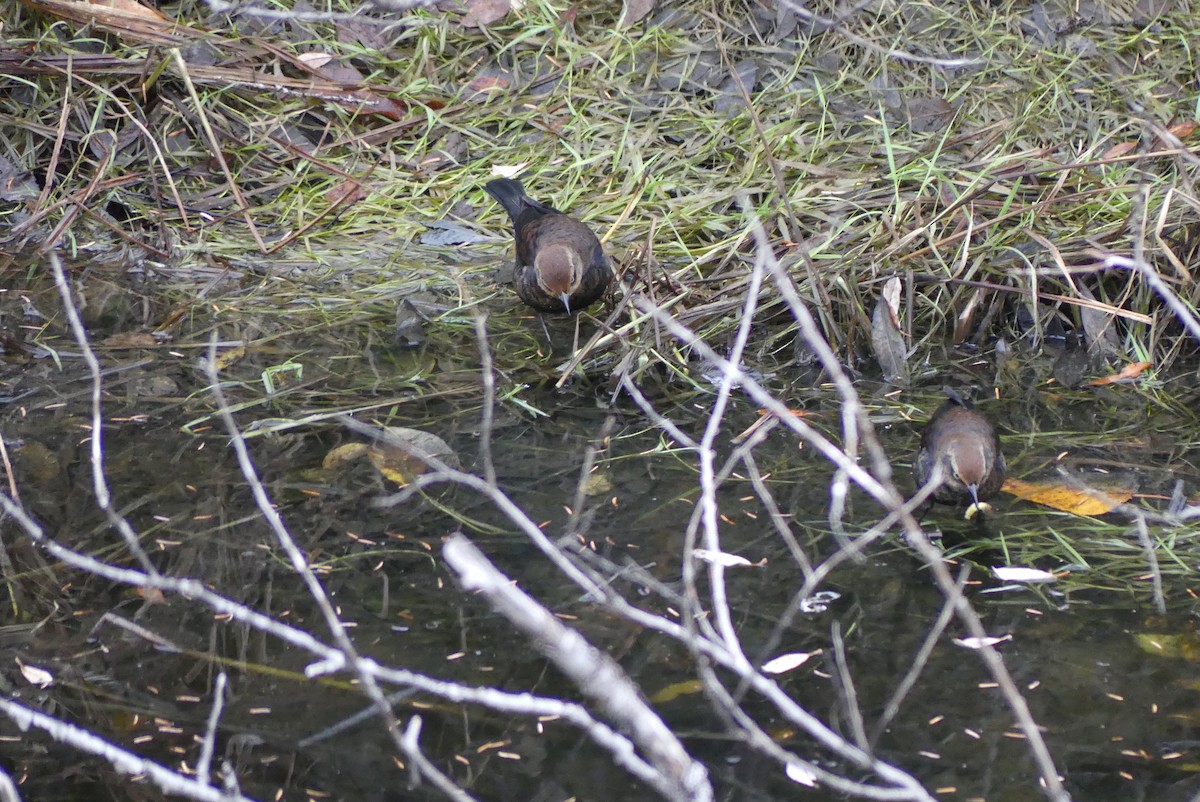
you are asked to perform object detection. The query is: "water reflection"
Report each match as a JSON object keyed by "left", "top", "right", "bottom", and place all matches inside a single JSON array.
[{"left": 0, "top": 261, "right": 1196, "bottom": 802}]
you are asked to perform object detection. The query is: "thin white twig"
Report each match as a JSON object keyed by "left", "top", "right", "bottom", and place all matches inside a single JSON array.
[
  {"left": 46, "top": 251, "right": 157, "bottom": 574},
  {"left": 196, "top": 671, "right": 228, "bottom": 787},
  {"left": 444, "top": 533, "right": 713, "bottom": 802},
  {"left": 0, "top": 698, "right": 257, "bottom": 802}
]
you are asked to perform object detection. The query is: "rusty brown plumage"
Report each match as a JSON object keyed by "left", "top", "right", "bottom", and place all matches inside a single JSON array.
[
  {"left": 913, "top": 387, "right": 1006, "bottom": 508},
  {"left": 483, "top": 178, "right": 612, "bottom": 315}
]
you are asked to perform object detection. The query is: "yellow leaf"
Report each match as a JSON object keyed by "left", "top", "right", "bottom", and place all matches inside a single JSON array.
[
  {"left": 1084, "top": 361, "right": 1152, "bottom": 387},
  {"left": 322, "top": 443, "right": 369, "bottom": 470},
  {"left": 1001, "top": 477, "right": 1131, "bottom": 516},
  {"left": 648, "top": 679, "right": 703, "bottom": 704},
  {"left": 366, "top": 427, "right": 459, "bottom": 487},
  {"left": 213, "top": 346, "right": 246, "bottom": 371}
]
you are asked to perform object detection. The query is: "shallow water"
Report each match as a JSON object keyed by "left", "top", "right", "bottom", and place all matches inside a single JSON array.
[{"left": 1, "top": 262, "right": 1198, "bottom": 802}]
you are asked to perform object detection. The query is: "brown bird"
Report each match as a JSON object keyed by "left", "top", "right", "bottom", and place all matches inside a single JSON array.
[
  {"left": 484, "top": 178, "right": 612, "bottom": 314},
  {"left": 913, "top": 387, "right": 1006, "bottom": 510}
]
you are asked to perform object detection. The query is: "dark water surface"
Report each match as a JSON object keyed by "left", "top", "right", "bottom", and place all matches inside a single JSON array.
[{"left": 1, "top": 264, "right": 1199, "bottom": 802}]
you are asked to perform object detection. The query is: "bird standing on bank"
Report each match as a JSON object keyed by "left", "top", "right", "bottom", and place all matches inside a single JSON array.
[
  {"left": 483, "top": 178, "right": 612, "bottom": 315},
  {"left": 913, "top": 387, "right": 1006, "bottom": 515}
]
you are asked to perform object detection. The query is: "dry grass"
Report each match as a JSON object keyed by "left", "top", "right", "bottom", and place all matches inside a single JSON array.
[{"left": 2, "top": 0, "right": 1199, "bottom": 386}]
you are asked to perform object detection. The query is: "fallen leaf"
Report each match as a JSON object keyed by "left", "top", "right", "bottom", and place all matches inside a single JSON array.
[
  {"left": 324, "top": 178, "right": 367, "bottom": 207},
  {"left": 691, "top": 549, "right": 754, "bottom": 568},
  {"left": 1001, "top": 477, "right": 1132, "bottom": 516},
  {"left": 367, "top": 427, "right": 460, "bottom": 487},
  {"left": 1167, "top": 119, "right": 1198, "bottom": 140},
  {"left": 762, "top": 651, "right": 818, "bottom": 674},
  {"left": 580, "top": 472, "right": 612, "bottom": 496},
  {"left": 15, "top": 440, "right": 60, "bottom": 482},
  {"left": 991, "top": 566, "right": 1058, "bottom": 584},
  {"left": 17, "top": 660, "right": 53, "bottom": 688},
  {"left": 785, "top": 762, "right": 819, "bottom": 787},
  {"left": 870, "top": 277, "right": 909, "bottom": 386},
  {"left": 648, "top": 679, "right": 703, "bottom": 703},
  {"left": 1135, "top": 632, "right": 1200, "bottom": 662},
  {"left": 1102, "top": 141, "right": 1138, "bottom": 160},
  {"left": 953, "top": 634, "right": 1012, "bottom": 649},
  {"left": 212, "top": 346, "right": 246, "bottom": 371},
  {"left": 491, "top": 164, "right": 526, "bottom": 178},
  {"left": 1153, "top": 119, "right": 1199, "bottom": 150},
  {"left": 420, "top": 220, "right": 490, "bottom": 246},
  {"left": 322, "top": 442, "right": 370, "bottom": 470},
  {"left": 94, "top": 0, "right": 167, "bottom": 18},
  {"left": 1084, "top": 361, "right": 1152, "bottom": 387},
  {"left": 19, "top": 0, "right": 179, "bottom": 44},
  {"left": 137, "top": 585, "right": 167, "bottom": 604},
  {"left": 297, "top": 52, "right": 335, "bottom": 69},
  {"left": 619, "top": 0, "right": 655, "bottom": 27},
  {"left": 906, "top": 95, "right": 954, "bottom": 133},
  {"left": 102, "top": 331, "right": 157, "bottom": 348},
  {"left": 466, "top": 72, "right": 513, "bottom": 99},
  {"left": 461, "top": 0, "right": 511, "bottom": 27}
]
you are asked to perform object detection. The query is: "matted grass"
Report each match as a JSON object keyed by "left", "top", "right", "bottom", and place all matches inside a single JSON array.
[{"left": 3, "top": 0, "right": 1199, "bottom": 369}]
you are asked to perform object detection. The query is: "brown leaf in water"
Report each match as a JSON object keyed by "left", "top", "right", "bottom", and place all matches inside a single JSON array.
[
  {"left": 322, "top": 443, "right": 370, "bottom": 470},
  {"left": 1084, "top": 361, "right": 1152, "bottom": 387},
  {"left": 102, "top": 331, "right": 157, "bottom": 349},
  {"left": 870, "top": 276, "right": 909, "bottom": 386},
  {"left": 1136, "top": 630, "right": 1200, "bottom": 663},
  {"left": 367, "top": 427, "right": 460, "bottom": 487},
  {"left": 212, "top": 346, "right": 245, "bottom": 371},
  {"left": 649, "top": 679, "right": 703, "bottom": 703},
  {"left": 1001, "top": 477, "right": 1132, "bottom": 516}
]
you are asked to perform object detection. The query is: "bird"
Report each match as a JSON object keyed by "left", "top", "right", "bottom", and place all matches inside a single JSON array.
[
  {"left": 913, "top": 387, "right": 1006, "bottom": 512},
  {"left": 483, "top": 177, "right": 612, "bottom": 315}
]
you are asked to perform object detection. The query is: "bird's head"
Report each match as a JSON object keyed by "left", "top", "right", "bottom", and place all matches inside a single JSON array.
[
  {"left": 535, "top": 243, "right": 585, "bottom": 313},
  {"left": 944, "top": 436, "right": 990, "bottom": 505}
]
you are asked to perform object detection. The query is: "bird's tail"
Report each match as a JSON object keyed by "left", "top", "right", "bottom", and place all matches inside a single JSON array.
[{"left": 483, "top": 178, "right": 533, "bottom": 221}]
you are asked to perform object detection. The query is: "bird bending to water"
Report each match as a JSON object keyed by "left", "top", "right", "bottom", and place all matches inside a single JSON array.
[
  {"left": 913, "top": 387, "right": 1006, "bottom": 514},
  {"left": 483, "top": 177, "right": 612, "bottom": 314}
]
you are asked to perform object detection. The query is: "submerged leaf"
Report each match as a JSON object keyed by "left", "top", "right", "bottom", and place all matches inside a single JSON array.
[
  {"left": 580, "top": 472, "right": 613, "bottom": 496},
  {"left": 1084, "top": 361, "right": 1153, "bottom": 387},
  {"left": 649, "top": 679, "right": 703, "bottom": 703},
  {"left": 322, "top": 443, "right": 370, "bottom": 470},
  {"left": 1135, "top": 631, "right": 1200, "bottom": 663},
  {"left": 367, "top": 427, "right": 460, "bottom": 487}
]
